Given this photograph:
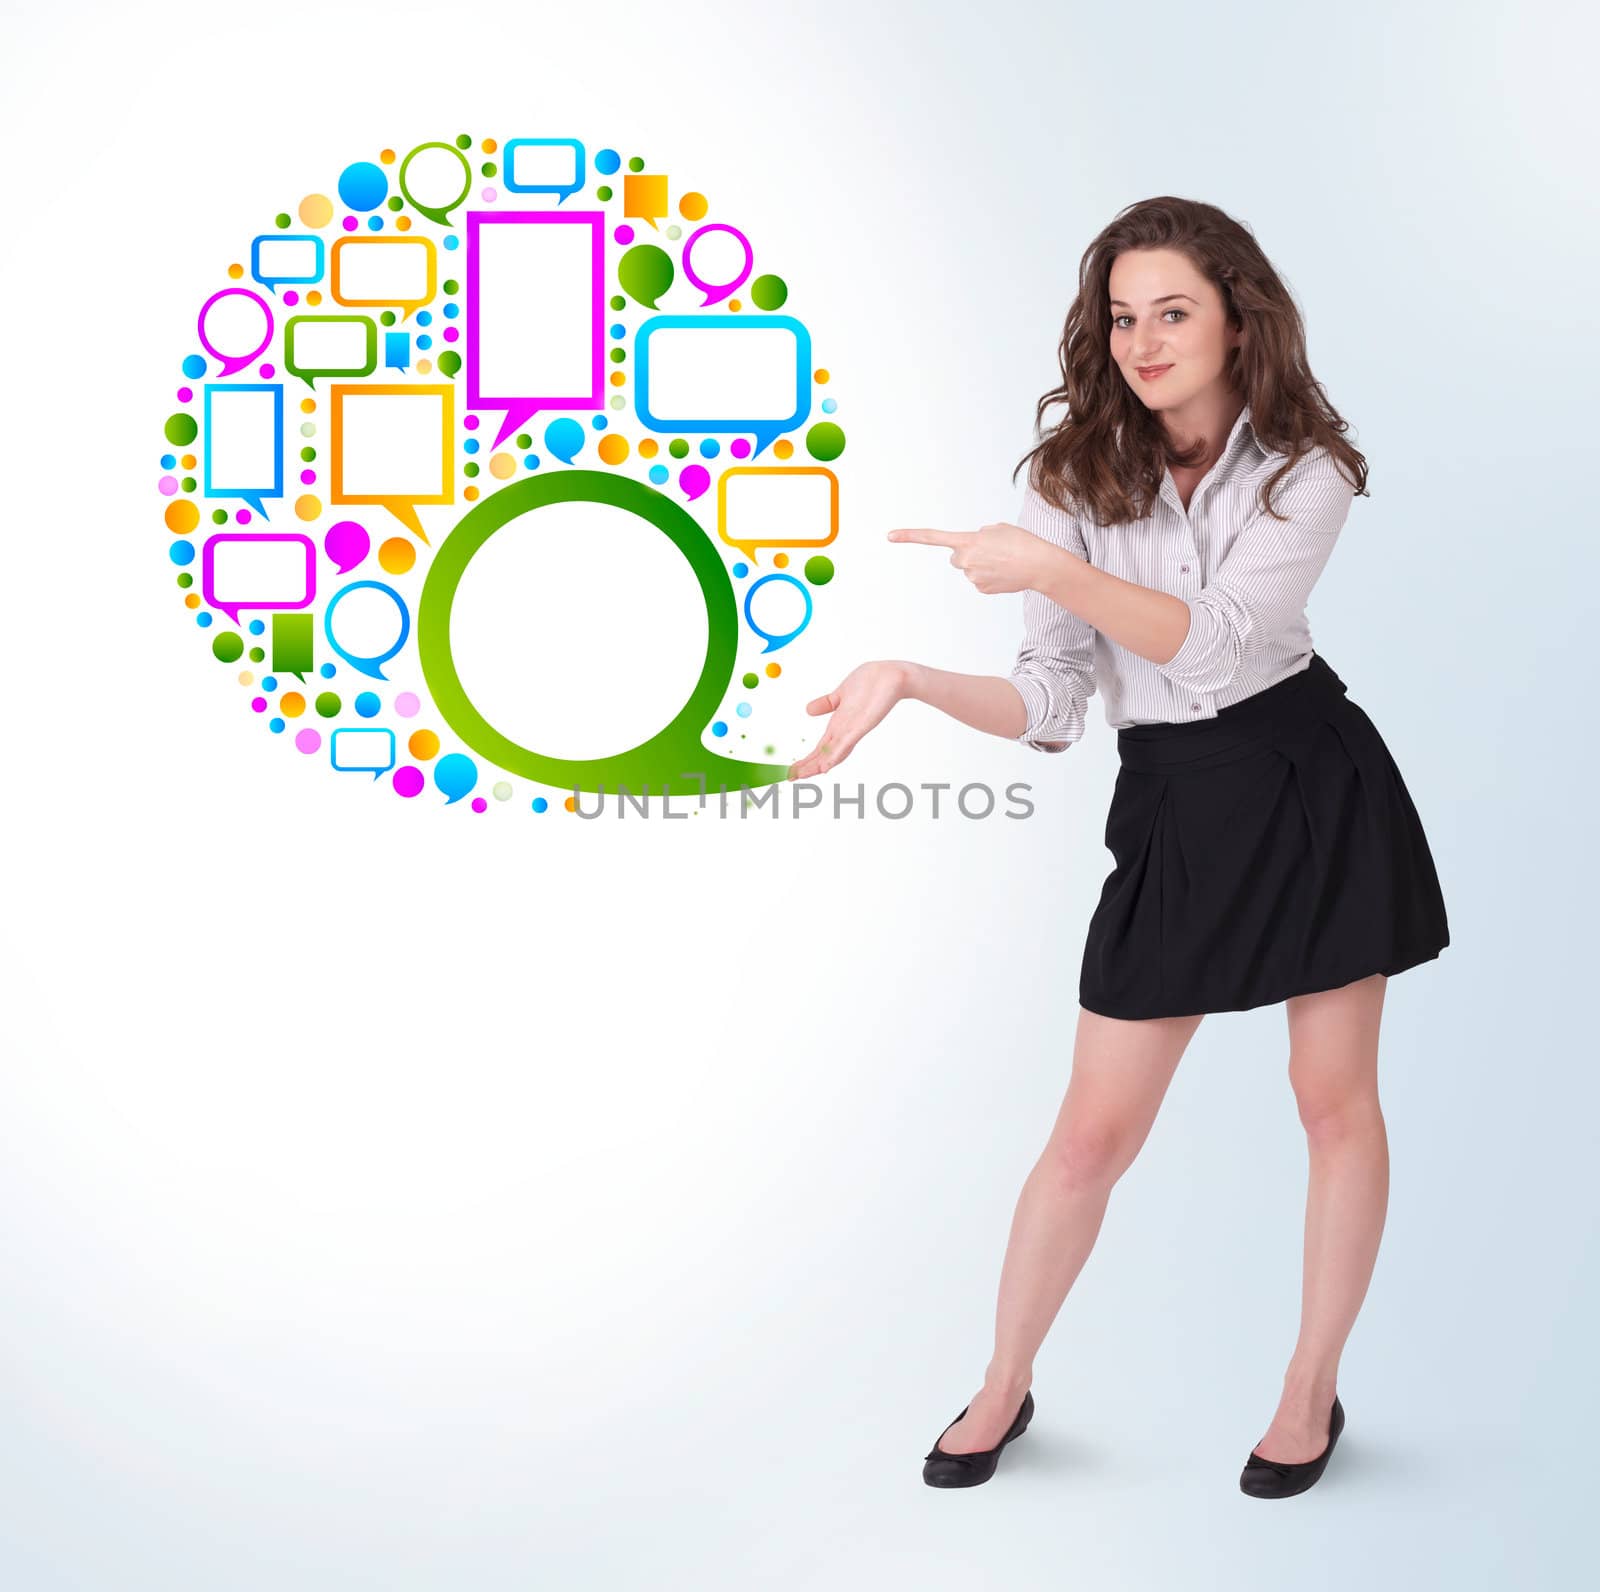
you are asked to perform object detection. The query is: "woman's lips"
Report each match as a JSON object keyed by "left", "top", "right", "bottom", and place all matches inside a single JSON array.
[{"left": 1137, "top": 364, "right": 1173, "bottom": 381}]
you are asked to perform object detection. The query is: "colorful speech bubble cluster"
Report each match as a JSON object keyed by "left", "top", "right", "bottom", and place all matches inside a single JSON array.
[{"left": 162, "top": 135, "right": 846, "bottom": 810}]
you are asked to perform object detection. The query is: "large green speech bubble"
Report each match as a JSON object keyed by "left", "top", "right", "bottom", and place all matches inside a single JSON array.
[{"left": 417, "top": 469, "right": 789, "bottom": 797}]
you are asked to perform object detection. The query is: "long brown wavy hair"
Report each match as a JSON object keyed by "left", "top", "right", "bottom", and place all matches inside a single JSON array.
[{"left": 1014, "top": 196, "right": 1369, "bottom": 527}]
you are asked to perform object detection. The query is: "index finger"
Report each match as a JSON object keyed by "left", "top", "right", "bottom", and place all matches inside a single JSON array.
[{"left": 888, "top": 527, "right": 972, "bottom": 549}]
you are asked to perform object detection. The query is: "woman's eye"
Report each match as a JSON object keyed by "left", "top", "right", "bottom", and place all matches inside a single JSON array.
[{"left": 1112, "top": 310, "right": 1186, "bottom": 328}]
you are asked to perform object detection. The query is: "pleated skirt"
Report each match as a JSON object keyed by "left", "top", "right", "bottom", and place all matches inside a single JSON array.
[{"left": 1078, "top": 652, "right": 1450, "bottom": 1020}]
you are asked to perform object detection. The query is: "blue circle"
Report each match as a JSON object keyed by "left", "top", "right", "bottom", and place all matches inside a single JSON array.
[
  {"left": 531, "top": 796, "right": 548, "bottom": 813},
  {"left": 263, "top": 676, "right": 278, "bottom": 691},
  {"left": 732, "top": 561, "right": 749, "bottom": 578},
  {"left": 169, "top": 540, "right": 195, "bottom": 566},
  {"left": 711, "top": 720, "right": 728, "bottom": 737},
  {"left": 366, "top": 215, "right": 384, "bottom": 232},
  {"left": 417, "top": 334, "right": 432, "bottom": 350},
  {"left": 354, "top": 691, "right": 381, "bottom": 718},
  {"left": 416, "top": 310, "right": 433, "bottom": 327},
  {"left": 160, "top": 453, "right": 176, "bottom": 469},
  {"left": 269, "top": 717, "right": 285, "bottom": 733},
  {"left": 648, "top": 464, "right": 668, "bottom": 485},
  {"left": 443, "top": 302, "right": 460, "bottom": 318},
  {"left": 320, "top": 662, "right": 336, "bottom": 679},
  {"left": 609, "top": 323, "right": 625, "bottom": 338},
  {"left": 821, "top": 397, "right": 837, "bottom": 414},
  {"left": 736, "top": 702, "right": 752, "bottom": 718},
  {"left": 248, "top": 618, "right": 265, "bottom": 635},
  {"left": 197, "top": 611, "right": 212, "bottom": 627},
  {"left": 181, "top": 353, "right": 207, "bottom": 379},
  {"left": 338, "top": 161, "right": 388, "bottom": 211},
  {"left": 699, "top": 438, "right": 721, "bottom": 458},
  {"left": 592, "top": 415, "right": 607, "bottom": 430},
  {"left": 522, "top": 454, "right": 539, "bottom": 469},
  {"left": 443, "top": 234, "right": 460, "bottom": 251},
  {"left": 463, "top": 438, "right": 479, "bottom": 454},
  {"left": 595, "top": 148, "right": 622, "bottom": 175}
]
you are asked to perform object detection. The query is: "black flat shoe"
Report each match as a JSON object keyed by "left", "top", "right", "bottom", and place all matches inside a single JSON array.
[
  {"left": 1239, "top": 1394, "right": 1345, "bottom": 1498},
  {"left": 922, "top": 1389, "right": 1034, "bottom": 1488}
]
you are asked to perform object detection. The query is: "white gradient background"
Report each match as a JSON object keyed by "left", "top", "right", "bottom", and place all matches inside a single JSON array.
[{"left": 3, "top": 1, "right": 1594, "bottom": 1587}]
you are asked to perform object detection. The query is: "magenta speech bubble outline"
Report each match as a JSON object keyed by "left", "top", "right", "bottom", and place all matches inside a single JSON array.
[
  {"left": 466, "top": 209, "right": 606, "bottom": 449},
  {"left": 201, "top": 532, "right": 317, "bottom": 626},
  {"left": 681, "top": 222, "right": 753, "bottom": 308},
  {"left": 198, "top": 287, "right": 275, "bottom": 379}
]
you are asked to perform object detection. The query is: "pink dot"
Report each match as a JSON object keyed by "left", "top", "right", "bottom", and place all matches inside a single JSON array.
[
  {"left": 158, "top": 475, "right": 179, "bottom": 495},
  {"left": 295, "top": 728, "right": 321, "bottom": 754},
  {"left": 392, "top": 765, "right": 425, "bottom": 797},
  {"left": 614, "top": 224, "right": 635, "bottom": 245},
  {"left": 236, "top": 509, "right": 252, "bottom": 524},
  {"left": 731, "top": 438, "right": 752, "bottom": 459},
  {"left": 462, "top": 414, "right": 479, "bottom": 431},
  {"left": 481, "top": 187, "right": 497, "bottom": 202},
  {"left": 176, "top": 386, "right": 193, "bottom": 402},
  {"left": 471, "top": 796, "right": 488, "bottom": 812},
  {"left": 342, "top": 215, "right": 358, "bottom": 231},
  {"left": 251, "top": 697, "right": 267, "bottom": 713},
  {"left": 283, "top": 290, "right": 299, "bottom": 307},
  {"left": 443, "top": 326, "right": 459, "bottom": 343},
  {"left": 300, "top": 469, "right": 316, "bottom": 485},
  {"left": 259, "top": 363, "right": 275, "bottom": 379},
  {"left": 394, "top": 691, "right": 421, "bottom": 717}
]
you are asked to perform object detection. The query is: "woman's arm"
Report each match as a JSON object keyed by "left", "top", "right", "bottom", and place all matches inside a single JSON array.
[{"left": 901, "top": 662, "right": 1031, "bottom": 740}]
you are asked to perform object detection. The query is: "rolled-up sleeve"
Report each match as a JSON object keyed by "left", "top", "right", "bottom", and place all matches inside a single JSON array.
[
  {"left": 1160, "top": 445, "right": 1357, "bottom": 696},
  {"left": 1007, "top": 481, "right": 1098, "bottom": 752}
]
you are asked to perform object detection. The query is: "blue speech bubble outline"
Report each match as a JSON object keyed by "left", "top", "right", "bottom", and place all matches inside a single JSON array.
[
  {"left": 250, "top": 233, "right": 326, "bottom": 295},
  {"left": 323, "top": 579, "right": 411, "bottom": 681},
  {"left": 501, "top": 138, "right": 586, "bottom": 202},
  {"left": 634, "top": 314, "right": 812, "bottom": 457},
  {"left": 743, "top": 571, "right": 813, "bottom": 654},
  {"left": 329, "top": 726, "right": 397, "bottom": 780},
  {"left": 203, "top": 382, "right": 284, "bottom": 520}
]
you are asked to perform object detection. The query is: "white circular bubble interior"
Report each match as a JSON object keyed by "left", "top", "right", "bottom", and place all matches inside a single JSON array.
[
  {"left": 405, "top": 144, "right": 471, "bottom": 208},
  {"left": 449, "top": 498, "right": 710, "bottom": 764}
]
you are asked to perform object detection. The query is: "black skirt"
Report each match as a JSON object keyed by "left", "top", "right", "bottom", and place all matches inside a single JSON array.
[{"left": 1078, "top": 653, "right": 1450, "bottom": 1020}]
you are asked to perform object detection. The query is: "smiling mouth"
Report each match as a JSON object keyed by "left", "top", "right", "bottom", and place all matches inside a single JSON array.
[{"left": 1137, "top": 365, "right": 1173, "bottom": 379}]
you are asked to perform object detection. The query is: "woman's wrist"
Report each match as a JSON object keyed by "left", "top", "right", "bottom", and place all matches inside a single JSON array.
[{"left": 892, "top": 660, "right": 926, "bottom": 702}]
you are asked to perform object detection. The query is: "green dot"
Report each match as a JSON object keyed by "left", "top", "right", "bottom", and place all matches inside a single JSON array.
[
  {"left": 742, "top": 672, "right": 759, "bottom": 689},
  {"left": 380, "top": 310, "right": 396, "bottom": 326},
  {"left": 668, "top": 438, "right": 689, "bottom": 459},
  {"left": 455, "top": 133, "right": 472, "bottom": 150},
  {"left": 164, "top": 412, "right": 198, "bottom": 446},
  {"left": 300, "top": 446, "right": 316, "bottom": 463},
  {"left": 608, "top": 346, "right": 625, "bottom": 363},
  {"left": 610, "top": 294, "right": 625, "bottom": 312},
  {"left": 248, "top": 646, "right": 265, "bottom": 663},
  {"left": 481, "top": 161, "right": 497, "bottom": 177},
  {"left": 180, "top": 476, "right": 197, "bottom": 493},
  {"left": 751, "top": 273, "right": 788, "bottom": 311},
  {"left": 764, "top": 745, "right": 775, "bottom": 756},
  {"left": 804, "top": 555, "right": 835, "bottom": 586},
  {"left": 443, "top": 278, "right": 459, "bottom": 294},
  {"left": 212, "top": 509, "right": 228, "bottom": 525},
  {"left": 438, "top": 350, "right": 462, "bottom": 376},
  {"left": 275, "top": 212, "right": 291, "bottom": 229},
  {"left": 806, "top": 421, "right": 846, "bottom": 462},
  {"left": 315, "top": 691, "right": 341, "bottom": 717},
  {"left": 596, "top": 184, "right": 613, "bottom": 201},
  {"left": 628, "top": 156, "right": 645, "bottom": 172},
  {"left": 177, "top": 572, "right": 193, "bottom": 588},
  {"left": 515, "top": 433, "right": 532, "bottom": 449},
  {"left": 211, "top": 631, "right": 244, "bottom": 663},
  {"left": 463, "top": 461, "right": 479, "bottom": 477}
]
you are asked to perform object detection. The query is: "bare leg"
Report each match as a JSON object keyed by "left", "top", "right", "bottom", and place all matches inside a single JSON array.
[
  {"left": 935, "top": 1004, "right": 1206, "bottom": 1454},
  {"left": 1252, "top": 972, "right": 1390, "bottom": 1463}
]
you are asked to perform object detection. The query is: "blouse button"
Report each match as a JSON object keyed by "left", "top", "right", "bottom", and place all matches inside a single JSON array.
[
  {"left": 1191, "top": 703, "right": 1201, "bottom": 712},
  {"left": 1180, "top": 563, "right": 1190, "bottom": 573}
]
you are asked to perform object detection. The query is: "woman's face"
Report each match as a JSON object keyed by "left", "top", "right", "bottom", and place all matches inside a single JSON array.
[{"left": 1107, "top": 247, "right": 1241, "bottom": 419}]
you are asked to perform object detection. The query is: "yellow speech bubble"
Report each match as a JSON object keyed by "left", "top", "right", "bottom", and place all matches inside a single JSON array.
[
  {"left": 717, "top": 466, "right": 840, "bottom": 562},
  {"left": 623, "top": 172, "right": 669, "bottom": 231},
  {"left": 328, "top": 382, "right": 454, "bottom": 543},
  {"left": 330, "top": 236, "right": 437, "bottom": 321}
]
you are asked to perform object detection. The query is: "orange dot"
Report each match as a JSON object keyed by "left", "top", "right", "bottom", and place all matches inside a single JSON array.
[
  {"left": 184, "top": 592, "right": 200, "bottom": 609},
  {"left": 180, "top": 453, "right": 196, "bottom": 469},
  {"left": 227, "top": 263, "right": 244, "bottom": 280},
  {"left": 280, "top": 691, "right": 306, "bottom": 717},
  {"left": 564, "top": 795, "right": 577, "bottom": 812},
  {"left": 765, "top": 662, "right": 782, "bottom": 677},
  {"left": 294, "top": 494, "right": 322, "bottom": 521},
  {"left": 728, "top": 299, "right": 741, "bottom": 312},
  {"left": 774, "top": 439, "right": 794, "bottom": 459},
  {"left": 489, "top": 452, "right": 516, "bottom": 479},
  {"left": 300, "top": 397, "right": 316, "bottom": 414},
  {"left": 464, "top": 485, "right": 480, "bottom": 501},
  {"left": 395, "top": 215, "right": 411, "bottom": 232},
  {"left": 306, "top": 290, "right": 322, "bottom": 306},
  {"left": 417, "top": 357, "right": 432, "bottom": 373},
  {"left": 482, "top": 138, "right": 498, "bottom": 153},
  {"left": 598, "top": 434, "right": 629, "bottom": 466},
  {"left": 298, "top": 194, "right": 334, "bottom": 229},
  {"left": 237, "top": 671, "right": 253, "bottom": 686},
  {"left": 408, "top": 729, "right": 441, "bottom": 760},
  {"left": 380, "top": 148, "right": 396, "bottom": 164},
  {"left": 165, "top": 499, "right": 199, "bottom": 534},
  {"left": 680, "top": 191, "right": 708, "bottom": 221},
  {"left": 609, "top": 370, "right": 626, "bottom": 386},
  {"left": 814, "top": 368, "right": 830, "bottom": 384},
  {"left": 378, "top": 536, "right": 416, "bottom": 574},
  {"left": 639, "top": 439, "right": 658, "bottom": 458},
  {"left": 773, "top": 552, "right": 789, "bottom": 568}
]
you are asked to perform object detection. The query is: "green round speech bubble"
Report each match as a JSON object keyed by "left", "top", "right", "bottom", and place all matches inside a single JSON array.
[
  {"left": 398, "top": 141, "right": 473, "bottom": 227},
  {"left": 417, "top": 470, "right": 789, "bottom": 797}
]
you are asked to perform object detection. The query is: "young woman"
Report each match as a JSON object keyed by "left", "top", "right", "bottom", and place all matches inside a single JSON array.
[{"left": 787, "top": 197, "right": 1450, "bottom": 1499}]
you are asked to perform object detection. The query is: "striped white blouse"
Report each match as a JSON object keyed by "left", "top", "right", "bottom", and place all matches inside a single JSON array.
[{"left": 1007, "top": 402, "right": 1359, "bottom": 750}]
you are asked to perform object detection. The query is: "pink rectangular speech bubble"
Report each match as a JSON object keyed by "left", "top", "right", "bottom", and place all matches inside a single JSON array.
[{"left": 201, "top": 532, "right": 317, "bottom": 626}]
